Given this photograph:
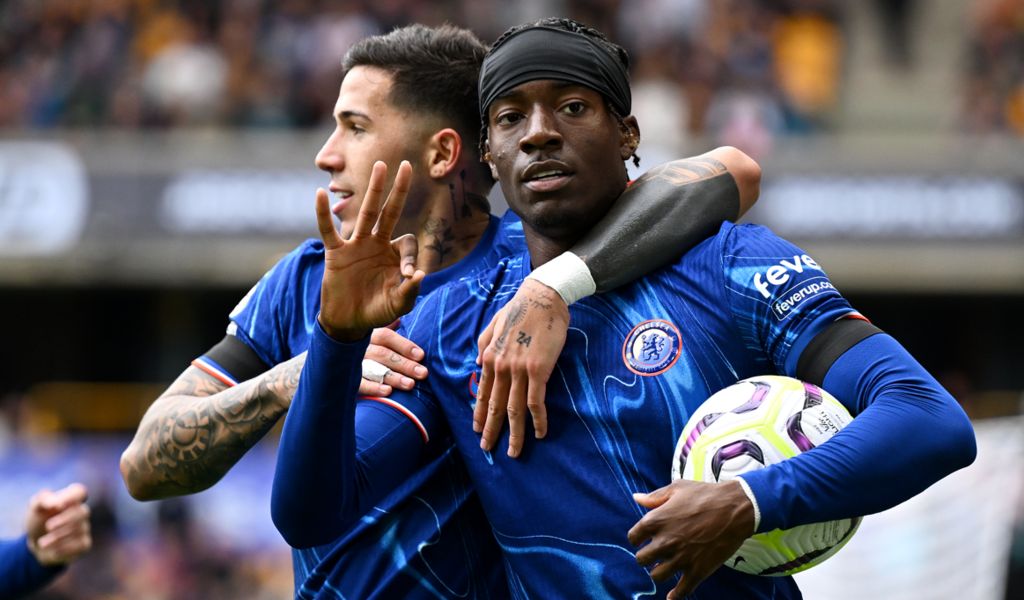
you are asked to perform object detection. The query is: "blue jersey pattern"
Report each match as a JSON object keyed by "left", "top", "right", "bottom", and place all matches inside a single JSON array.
[
  {"left": 398, "top": 223, "right": 854, "bottom": 599},
  {"left": 211, "top": 212, "right": 523, "bottom": 599}
]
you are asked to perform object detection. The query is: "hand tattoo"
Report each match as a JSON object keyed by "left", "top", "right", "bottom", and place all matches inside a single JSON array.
[{"left": 516, "top": 331, "right": 532, "bottom": 347}]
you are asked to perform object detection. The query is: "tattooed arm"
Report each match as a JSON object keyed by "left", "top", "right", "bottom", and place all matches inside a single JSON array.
[
  {"left": 475, "top": 146, "right": 761, "bottom": 456},
  {"left": 119, "top": 356, "right": 303, "bottom": 500}
]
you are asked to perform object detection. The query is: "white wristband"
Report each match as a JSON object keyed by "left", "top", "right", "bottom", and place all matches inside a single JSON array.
[
  {"left": 525, "top": 251, "right": 596, "bottom": 306},
  {"left": 735, "top": 476, "right": 762, "bottom": 533}
]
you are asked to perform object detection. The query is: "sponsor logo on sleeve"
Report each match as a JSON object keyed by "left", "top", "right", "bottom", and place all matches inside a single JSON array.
[
  {"left": 771, "top": 278, "right": 835, "bottom": 320},
  {"left": 752, "top": 254, "right": 822, "bottom": 299},
  {"left": 751, "top": 255, "right": 833, "bottom": 320}
]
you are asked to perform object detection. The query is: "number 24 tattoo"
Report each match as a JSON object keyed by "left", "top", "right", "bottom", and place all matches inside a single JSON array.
[{"left": 516, "top": 331, "right": 532, "bottom": 347}]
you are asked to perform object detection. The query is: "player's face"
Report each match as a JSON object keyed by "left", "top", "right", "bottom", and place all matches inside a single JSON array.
[
  {"left": 485, "top": 80, "right": 634, "bottom": 243},
  {"left": 315, "top": 66, "right": 431, "bottom": 238}
]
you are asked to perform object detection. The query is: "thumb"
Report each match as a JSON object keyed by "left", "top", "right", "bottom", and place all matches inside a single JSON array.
[
  {"left": 633, "top": 483, "right": 675, "bottom": 509},
  {"left": 29, "top": 489, "right": 58, "bottom": 514}
]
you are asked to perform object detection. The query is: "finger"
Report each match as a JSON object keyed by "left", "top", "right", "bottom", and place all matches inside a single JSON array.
[
  {"left": 476, "top": 313, "right": 497, "bottom": 366},
  {"left": 632, "top": 483, "right": 673, "bottom": 509},
  {"left": 370, "top": 327, "right": 425, "bottom": 362},
  {"left": 45, "top": 504, "right": 89, "bottom": 533},
  {"left": 352, "top": 161, "right": 388, "bottom": 238},
  {"left": 394, "top": 234, "right": 419, "bottom": 278},
  {"left": 43, "top": 534, "right": 92, "bottom": 563},
  {"left": 649, "top": 553, "right": 687, "bottom": 581},
  {"left": 28, "top": 489, "right": 56, "bottom": 514},
  {"left": 480, "top": 366, "right": 510, "bottom": 451},
  {"left": 52, "top": 483, "right": 88, "bottom": 510},
  {"left": 366, "top": 340, "right": 427, "bottom": 380},
  {"left": 527, "top": 375, "right": 548, "bottom": 440},
  {"left": 375, "top": 160, "right": 412, "bottom": 237},
  {"left": 472, "top": 367, "right": 491, "bottom": 434},
  {"left": 506, "top": 375, "right": 527, "bottom": 458},
  {"left": 633, "top": 536, "right": 664, "bottom": 567},
  {"left": 393, "top": 269, "right": 425, "bottom": 315},
  {"left": 38, "top": 514, "right": 90, "bottom": 549},
  {"left": 358, "top": 378, "right": 393, "bottom": 397},
  {"left": 627, "top": 509, "right": 661, "bottom": 547},
  {"left": 668, "top": 565, "right": 710, "bottom": 599},
  {"left": 315, "top": 188, "right": 343, "bottom": 250}
]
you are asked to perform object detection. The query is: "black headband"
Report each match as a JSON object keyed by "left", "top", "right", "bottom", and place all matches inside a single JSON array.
[{"left": 478, "top": 26, "right": 631, "bottom": 121}]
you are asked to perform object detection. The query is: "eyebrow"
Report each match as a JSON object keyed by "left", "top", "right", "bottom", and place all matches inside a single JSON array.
[
  {"left": 493, "top": 80, "right": 582, "bottom": 103},
  {"left": 337, "top": 110, "right": 371, "bottom": 121}
]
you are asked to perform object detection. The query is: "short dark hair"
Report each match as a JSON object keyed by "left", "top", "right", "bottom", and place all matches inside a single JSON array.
[
  {"left": 479, "top": 18, "right": 639, "bottom": 167},
  {"left": 343, "top": 24, "right": 487, "bottom": 147}
]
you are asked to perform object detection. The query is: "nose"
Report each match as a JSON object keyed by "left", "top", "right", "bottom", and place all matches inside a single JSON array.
[
  {"left": 315, "top": 127, "right": 343, "bottom": 173},
  {"left": 518, "top": 107, "right": 562, "bottom": 154}
]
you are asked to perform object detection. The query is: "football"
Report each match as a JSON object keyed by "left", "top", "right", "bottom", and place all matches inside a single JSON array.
[{"left": 671, "top": 375, "right": 861, "bottom": 576}]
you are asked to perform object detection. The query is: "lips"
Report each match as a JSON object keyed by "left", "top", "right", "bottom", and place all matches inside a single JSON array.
[
  {"left": 329, "top": 187, "right": 354, "bottom": 216},
  {"left": 521, "top": 160, "right": 574, "bottom": 193}
]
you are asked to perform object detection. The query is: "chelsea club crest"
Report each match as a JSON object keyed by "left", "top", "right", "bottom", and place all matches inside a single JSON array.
[{"left": 622, "top": 319, "right": 682, "bottom": 376}]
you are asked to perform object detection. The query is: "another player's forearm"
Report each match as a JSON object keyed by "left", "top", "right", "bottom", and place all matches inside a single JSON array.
[
  {"left": 273, "top": 325, "right": 429, "bottom": 548},
  {"left": 273, "top": 327, "right": 367, "bottom": 548},
  {"left": 119, "top": 357, "right": 302, "bottom": 500},
  {"left": 571, "top": 147, "right": 760, "bottom": 293},
  {"left": 741, "top": 334, "right": 977, "bottom": 532}
]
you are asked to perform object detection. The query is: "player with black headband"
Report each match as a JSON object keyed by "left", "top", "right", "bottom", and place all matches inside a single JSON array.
[
  {"left": 122, "top": 24, "right": 763, "bottom": 599},
  {"left": 273, "top": 17, "right": 976, "bottom": 599}
]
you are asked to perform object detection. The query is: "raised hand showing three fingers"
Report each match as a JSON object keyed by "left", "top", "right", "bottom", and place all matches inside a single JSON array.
[{"left": 316, "top": 161, "right": 425, "bottom": 342}]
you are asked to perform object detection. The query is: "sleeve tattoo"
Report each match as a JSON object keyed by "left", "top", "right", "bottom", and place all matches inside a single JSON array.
[{"left": 121, "top": 354, "right": 305, "bottom": 499}]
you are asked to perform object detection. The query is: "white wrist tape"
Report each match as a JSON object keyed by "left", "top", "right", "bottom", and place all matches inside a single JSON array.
[
  {"left": 736, "top": 476, "right": 762, "bottom": 533},
  {"left": 525, "top": 251, "right": 596, "bottom": 306}
]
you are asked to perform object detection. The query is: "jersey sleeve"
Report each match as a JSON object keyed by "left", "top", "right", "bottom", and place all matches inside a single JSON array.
[
  {"left": 720, "top": 224, "right": 859, "bottom": 376},
  {"left": 0, "top": 535, "right": 64, "bottom": 598},
  {"left": 737, "top": 334, "right": 977, "bottom": 532},
  {"left": 271, "top": 300, "right": 448, "bottom": 549},
  {"left": 718, "top": 226, "right": 977, "bottom": 533},
  {"left": 196, "top": 240, "right": 323, "bottom": 383}
]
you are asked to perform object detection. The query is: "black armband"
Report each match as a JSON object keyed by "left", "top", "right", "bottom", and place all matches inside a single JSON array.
[
  {"left": 200, "top": 335, "right": 271, "bottom": 384},
  {"left": 796, "top": 318, "right": 884, "bottom": 386}
]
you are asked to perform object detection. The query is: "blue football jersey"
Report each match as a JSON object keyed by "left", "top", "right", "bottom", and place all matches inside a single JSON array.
[
  {"left": 203, "top": 212, "right": 523, "bottom": 599},
  {"left": 394, "top": 222, "right": 860, "bottom": 599}
]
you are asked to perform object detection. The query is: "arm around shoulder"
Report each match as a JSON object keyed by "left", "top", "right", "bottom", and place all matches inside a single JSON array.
[{"left": 702, "top": 146, "right": 761, "bottom": 217}]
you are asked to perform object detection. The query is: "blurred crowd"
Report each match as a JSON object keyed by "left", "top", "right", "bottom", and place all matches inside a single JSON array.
[
  {"left": 963, "top": 0, "right": 1024, "bottom": 134},
  {"left": 27, "top": 495, "right": 291, "bottom": 600},
  {"left": 0, "top": 0, "right": 846, "bottom": 145}
]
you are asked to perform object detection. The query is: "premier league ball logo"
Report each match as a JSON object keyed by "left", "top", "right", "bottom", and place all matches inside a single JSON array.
[{"left": 622, "top": 319, "right": 682, "bottom": 376}]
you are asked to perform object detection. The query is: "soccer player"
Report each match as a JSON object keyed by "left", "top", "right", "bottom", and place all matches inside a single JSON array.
[
  {"left": 274, "top": 17, "right": 978, "bottom": 599},
  {"left": 119, "top": 24, "right": 761, "bottom": 598},
  {"left": 0, "top": 483, "right": 91, "bottom": 599}
]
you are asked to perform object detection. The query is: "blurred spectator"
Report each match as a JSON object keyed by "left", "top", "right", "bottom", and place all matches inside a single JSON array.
[
  {"left": 963, "top": 0, "right": 1024, "bottom": 135},
  {"left": 1, "top": 483, "right": 91, "bottom": 599}
]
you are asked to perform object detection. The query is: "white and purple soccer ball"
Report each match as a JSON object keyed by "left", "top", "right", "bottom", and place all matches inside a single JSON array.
[{"left": 671, "top": 375, "right": 861, "bottom": 576}]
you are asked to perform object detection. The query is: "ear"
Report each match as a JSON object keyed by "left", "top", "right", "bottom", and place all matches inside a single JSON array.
[
  {"left": 425, "top": 128, "right": 463, "bottom": 180},
  {"left": 619, "top": 115, "right": 640, "bottom": 160}
]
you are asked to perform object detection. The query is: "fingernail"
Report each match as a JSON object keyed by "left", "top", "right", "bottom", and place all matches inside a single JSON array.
[
  {"left": 473, "top": 421, "right": 481, "bottom": 433},
  {"left": 411, "top": 347, "right": 424, "bottom": 359},
  {"left": 507, "top": 447, "right": 519, "bottom": 458},
  {"left": 380, "top": 384, "right": 392, "bottom": 395},
  {"left": 400, "top": 376, "right": 415, "bottom": 388},
  {"left": 479, "top": 439, "right": 487, "bottom": 450},
  {"left": 414, "top": 365, "right": 427, "bottom": 377}
]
